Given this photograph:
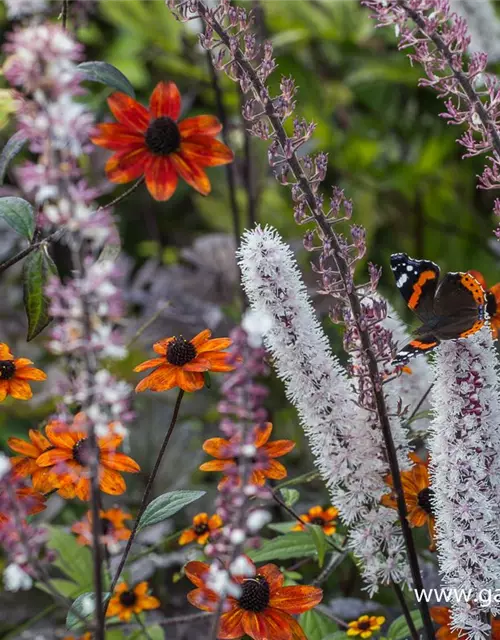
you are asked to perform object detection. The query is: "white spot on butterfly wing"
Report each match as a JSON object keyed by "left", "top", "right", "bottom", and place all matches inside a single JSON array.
[
  {"left": 407, "top": 265, "right": 414, "bottom": 272},
  {"left": 396, "top": 274, "right": 408, "bottom": 288}
]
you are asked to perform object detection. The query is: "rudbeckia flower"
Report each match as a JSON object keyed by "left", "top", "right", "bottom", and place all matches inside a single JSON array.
[
  {"left": 36, "top": 421, "right": 140, "bottom": 501},
  {"left": 179, "top": 512, "right": 222, "bottom": 546},
  {"left": 430, "top": 607, "right": 463, "bottom": 640},
  {"left": 107, "top": 581, "right": 160, "bottom": 622},
  {"left": 347, "top": 615, "right": 386, "bottom": 638},
  {"left": 200, "top": 422, "right": 295, "bottom": 489},
  {"left": 292, "top": 505, "right": 339, "bottom": 535},
  {"left": 468, "top": 270, "right": 500, "bottom": 338},
  {"left": 71, "top": 507, "right": 132, "bottom": 551},
  {"left": 134, "top": 329, "right": 234, "bottom": 394},
  {"left": 381, "top": 453, "right": 435, "bottom": 549},
  {"left": 0, "top": 487, "right": 46, "bottom": 524},
  {"left": 185, "top": 557, "right": 322, "bottom": 640},
  {"left": 91, "top": 81, "right": 234, "bottom": 201},
  {"left": 0, "top": 343, "right": 46, "bottom": 402},
  {"left": 8, "top": 429, "right": 59, "bottom": 493}
]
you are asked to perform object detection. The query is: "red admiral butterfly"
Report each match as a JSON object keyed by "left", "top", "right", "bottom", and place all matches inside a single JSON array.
[{"left": 390, "top": 253, "right": 487, "bottom": 364}]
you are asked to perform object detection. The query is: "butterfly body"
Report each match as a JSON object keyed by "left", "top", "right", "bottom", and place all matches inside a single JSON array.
[{"left": 390, "top": 253, "right": 487, "bottom": 364}]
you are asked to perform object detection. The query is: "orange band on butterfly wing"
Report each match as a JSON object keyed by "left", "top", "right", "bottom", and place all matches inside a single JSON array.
[
  {"left": 408, "top": 271, "right": 437, "bottom": 310},
  {"left": 409, "top": 340, "right": 438, "bottom": 350},
  {"left": 459, "top": 273, "right": 487, "bottom": 306}
]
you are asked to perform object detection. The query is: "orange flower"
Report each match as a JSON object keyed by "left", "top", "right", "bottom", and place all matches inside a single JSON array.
[
  {"left": 381, "top": 453, "right": 435, "bottom": 549},
  {"left": 134, "top": 329, "right": 234, "bottom": 394},
  {"left": 292, "top": 505, "right": 339, "bottom": 535},
  {"left": 0, "top": 486, "right": 46, "bottom": 524},
  {"left": 347, "top": 615, "right": 386, "bottom": 638},
  {"left": 0, "top": 343, "right": 46, "bottom": 402},
  {"left": 468, "top": 270, "right": 500, "bottom": 338},
  {"left": 186, "top": 557, "right": 322, "bottom": 640},
  {"left": 91, "top": 81, "right": 234, "bottom": 201},
  {"left": 430, "top": 607, "right": 500, "bottom": 640},
  {"left": 71, "top": 507, "right": 132, "bottom": 550},
  {"left": 107, "top": 581, "right": 160, "bottom": 622},
  {"left": 8, "top": 429, "right": 60, "bottom": 493},
  {"left": 63, "top": 634, "right": 92, "bottom": 640},
  {"left": 36, "top": 420, "right": 140, "bottom": 501},
  {"left": 179, "top": 512, "right": 222, "bottom": 546},
  {"left": 200, "top": 422, "right": 295, "bottom": 489}
]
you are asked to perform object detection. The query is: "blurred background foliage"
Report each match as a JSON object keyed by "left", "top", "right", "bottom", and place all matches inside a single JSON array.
[{"left": 0, "top": 0, "right": 499, "bottom": 635}]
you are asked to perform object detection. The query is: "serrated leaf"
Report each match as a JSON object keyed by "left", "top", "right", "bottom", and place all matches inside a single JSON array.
[
  {"left": 137, "top": 490, "right": 205, "bottom": 531},
  {"left": 299, "top": 610, "right": 338, "bottom": 640},
  {"left": 66, "top": 592, "right": 110, "bottom": 630},
  {"left": 248, "top": 532, "right": 317, "bottom": 563},
  {"left": 0, "top": 132, "right": 27, "bottom": 185},
  {"left": 23, "top": 246, "right": 58, "bottom": 341},
  {"left": 0, "top": 196, "right": 34, "bottom": 240},
  {"left": 310, "top": 524, "right": 328, "bottom": 568},
  {"left": 388, "top": 610, "right": 422, "bottom": 640},
  {"left": 78, "top": 61, "right": 135, "bottom": 97},
  {"left": 280, "top": 488, "right": 300, "bottom": 507},
  {"left": 45, "top": 526, "right": 93, "bottom": 589}
]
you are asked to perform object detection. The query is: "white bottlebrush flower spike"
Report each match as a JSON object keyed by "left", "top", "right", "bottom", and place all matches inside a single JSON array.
[
  {"left": 429, "top": 329, "right": 500, "bottom": 639},
  {"left": 238, "top": 225, "right": 411, "bottom": 592}
]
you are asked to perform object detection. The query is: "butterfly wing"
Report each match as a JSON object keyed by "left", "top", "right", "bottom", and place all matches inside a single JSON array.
[
  {"left": 392, "top": 335, "right": 440, "bottom": 365},
  {"left": 390, "top": 253, "right": 440, "bottom": 323},
  {"left": 432, "top": 272, "right": 486, "bottom": 340}
]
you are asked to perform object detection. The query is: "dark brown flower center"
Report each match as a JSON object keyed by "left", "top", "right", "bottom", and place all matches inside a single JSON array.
[
  {"left": 358, "top": 621, "right": 372, "bottom": 631},
  {"left": 0, "top": 360, "right": 16, "bottom": 380},
  {"left": 72, "top": 438, "right": 94, "bottom": 466},
  {"left": 166, "top": 337, "right": 197, "bottom": 366},
  {"left": 145, "top": 116, "right": 181, "bottom": 156},
  {"left": 193, "top": 522, "right": 210, "bottom": 536},
  {"left": 119, "top": 589, "right": 137, "bottom": 607},
  {"left": 310, "top": 516, "right": 326, "bottom": 526},
  {"left": 417, "top": 487, "right": 434, "bottom": 516},
  {"left": 487, "top": 291, "right": 497, "bottom": 318},
  {"left": 238, "top": 575, "right": 270, "bottom": 612},
  {"left": 100, "top": 517, "right": 113, "bottom": 535}
]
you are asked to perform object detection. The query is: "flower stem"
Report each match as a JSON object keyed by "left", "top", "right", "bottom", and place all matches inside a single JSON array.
[
  {"left": 0, "top": 228, "right": 65, "bottom": 275},
  {"left": 392, "top": 581, "right": 419, "bottom": 640},
  {"left": 105, "top": 389, "right": 185, "bottom": 610}
]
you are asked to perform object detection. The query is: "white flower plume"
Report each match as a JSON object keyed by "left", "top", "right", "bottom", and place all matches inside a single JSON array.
[
  {"left": 238, "top": 225, "right": 411, "bottom": 592},
  {"left": 429, "top": 329, "right": 500, "bottom": 639}
]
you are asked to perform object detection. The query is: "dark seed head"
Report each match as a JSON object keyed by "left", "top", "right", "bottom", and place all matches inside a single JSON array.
[
  {"left": 119, "top": 589, "right": 137, "bottom": 607},
  {"left": 417, "top": 487, "right": 434, "bottom": 516},
  {"left": 487, "top": 291, "right": 497, "bottom": 318},
  {"left": 0, "top": 360, "right": 16, "bottom": 380},
  {"left": 145, "top": 116, "right": 181, "bottom": 156},
  {"left": 166, "top": 337, "right": 197, "bottom": 366},
  {"left": 357, "top": 620, "right": 372, "bottom": 631},
  {"left": 238, "top": 575, "right": 270, "bottom": 613},
  {"left": 72, "top": 438, "right": 94, "bottom": 466},
  {"left": 100, "top": 517, "right": 113, "bottom": 535},
  {"left": 310, "top": 516, "right": 326, "bottom": 526},
  {"left": 193, "top": 521, "right": 210, "bottom": 536}
]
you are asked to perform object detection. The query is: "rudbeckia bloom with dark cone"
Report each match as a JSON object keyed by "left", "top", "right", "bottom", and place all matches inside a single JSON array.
[
  {"left": 347, "top": 615, "right": 386, "bottom": 638},
  {"left": 36, "top": 420, "right": 140, "bottom": 501},
  {"left": 185, "top": 557, "right": 322, "bottom": 640},
  {"left": 71, "top": 507, "right": 132, "bottom": 550},
  {"left": 468, "top": 270, "right": 500, "bottom": 338},
  {"left": 8, "top": 429, "right": 59, "bottom": 493},
  {"left": 107, "top": 581, "right": 160, "bottom": 622},
  {"left": 200, "top": 422, "right": 295, "bottom": 489},
  {"left": 91, "top": 81, "right": 234, "bottom": 201},
  {"left": 292, "top": 505, "right": 339, "bottom": 535},
  {"left": 381, "top": 452, "right": 435, "bottom": 549},
  {"left": 179, "top": 512, "right": 222, "bottom": 546},
  {"left": 0, "top": 343, "right": 46, "bottom": 402},
  {"left": 134, "top": 329, "right": 234, "bottom": 394}
]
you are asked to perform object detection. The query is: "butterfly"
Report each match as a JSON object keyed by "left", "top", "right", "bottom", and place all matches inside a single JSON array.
[{"left": 390, "top": 253, "right": 487, "bottom": 364}]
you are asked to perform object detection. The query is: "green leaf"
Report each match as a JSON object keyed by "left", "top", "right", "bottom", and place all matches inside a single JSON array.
[
  {"left": 0, "top": 196, "right": 34, "bottom": 240},
  {"left": 323, "top": 632, "right": 351, "bottom": 640},
  {"left": 280, "top": 488, "right": 300, "bottom": 507},
  {"left": 299, "top": 609, "right": 338, "bottom": 640},
  {"left": 388, "top": 611, "right": 423, "bottom": 640},
  {"left": 310, "top": 524, "right": 328, "bottom": 567},
  {"left": 248, "top": 532, "right": 317, "bottom": 563},
  {"left": 66, "top": 592, "right": 110, "bottom": 630},
  {"left": 267, "top": 522, "right": 296, "bottom": 534},
  {"left": 137, "top": 490, "right": 205, "bottom": 531},
  {"left": 23, "top": 246, "right": 58, "bottom": 341},
  {"left": 45, "top": 526, "right": 93, "bottom": 589},
  {"left": 0, "top": 132, "right": 27, "bottom": 185},
  {"left": 130, "top": 625, "right": 165, "bottom": 640},
  {"left": 277, "top": 470, "right": 320, "bottom": 488},
  {"left": 77, "top": 61, "right": 136, "bottom": 97},
  {"left": 36, "top": 579, "right": 84, "bottom": 599}
]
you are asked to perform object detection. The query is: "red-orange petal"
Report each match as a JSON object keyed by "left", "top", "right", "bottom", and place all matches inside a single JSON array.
[
  {"left": 0, "top": 381, "right": 7, "bottom": 402},
  {"left": 45, "top": 425, "right": 79, "bottom": 450},
  {"left": 197, "top": 337, "right": 232, "bottom": 354},
  {"left": 9, "top": 379, "right": 32, "bottom": 400},
  {"left": 181, "top": 135, "right": 234, "bottom": 167},
  {"left": 218, "top": 608, "right": 245, "bottom": 639},
  {"left": 203, "top": 352, "right": 235, "bottom": 372},
  {"left": 258, "top": 564, "right": 285, "bottom": 591},
  {"left": 135, "top": 366, "right": 177, "bottom": 393},
  {"left": 144, "top": 156, "right": 178, "bottom": 201},
  {"left": 254, "top": 423, "right": 273, "bottom": 448},
  {"left": 241, "top": 611, "right": 267, "bottom": 640},
  {"left": 179, "top": 115, "right": 222, "bottom": 138},
  {"left": 107, "top": 92, "right": 150, "bottom": 133},
  {"left": 7, "top": 437, "right": 39, "bottom": 459},
  {"left": 265, "top": 459, "right": 288, "bottom": 480},
  {"left": 150, "top": 81, "right": 182, "bottom": 120},
  {"left": 29, "top": 429, "right": 51, "bottom": 452},
  {"left": 102, "top": 452, "right": 140, "bottom": 473},
  {"left": 14, "top": 367, "right": 47, "bottom": 381},
  {"left": 171, "top": 152, "right": 211, "bottom": 196},
  {"left": 179, "top": 529, "right": 197, "bottom": 545},
  {"left": 183, "top": 357, "right": 212, "bottom": 372},
  {"left": 105, "top": 147, "right": 149, "bottom": 184},
  {"left": 99, "top": 467, "right": 126, "bottom": 496},
  {"left": 202, "top": 437, "right": 232, "bottom": 459},
  {"left": 199, "top": 460, "right": 235, "bottom": 473},
  {"left": 91, "top": 123, "right": 145, "bottom": 150},
  {"left": 269, "top": 585, "right": 323, "bottom": 614},
  {"left": 133, "top": 357, "right": 166, "bottom": 372},
  {"left": 260, "top": 609, "right": 293, "bottom": 640},
  {"left": 176, "top": 369, "right": 205, "bottom": 393},
  {"left": 185, "top": 560, "right": 209, "bottom": 587},
  {"left": 263, "top": 440, "right": 296, "bottom": 459},
  {"left": 153, "top": 336, "right": 175, "bottom": 355},
  {"left": 191, "top": 329, "right": 212, "bottom": 348}
]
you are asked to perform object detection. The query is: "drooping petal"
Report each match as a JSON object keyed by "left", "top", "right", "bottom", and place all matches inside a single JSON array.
[
  {"left": 107, "top": 92, "right": 150, "bottom": 133},
  {"left": 105, "top": 147, "right": 149, "bottom": 184},
  {"left": 191, "top": 329, "right": 212, "bottom": 348},
  {"left": 283, "top": 612, "right": 309, "bottom": 640},
  {"left": 269, "top": 585, "right": 323, "bottom": 614},
  {"left": 133, "top": 357, "right": 166, "bottom": 372},
  {"left": 8, "top": 379, "right": 33, "bottom": 400},
  {"left": 150, "top": 81, "right": 182, "bottom": 120},
  {"left": 102, "top": 452, "right": 140, "bottom": 473},
  {"left": 179, "top": 528, "right": 197, "bottom": 545},
  {"left": 242, "top": 611, "right": 268, "bottom": 640},
  {"left": 14, "top": 366, "right": 47, "bottom": 381},
  {"left": 29, "top": 429, "right": 51, "bottom": 452},
  {"left": 263, "top": 440, "right": 296, "bottom": 458},
  {"left": 0, "top": 381, "right": 8, "bottom": 402},
  {"left": 253, "top": 422, "right": 273, "bottom": 448},
  {"left": 90, "top": 123, "right": 145, "bottom": 150},
  {"left": 33, "top": 468, "right": 60, "bottom": 493},
  {"left": 199, "top": 459, "right": 235, "bottom": 472},
  {"left": 99, "top": 467, "right": 126, "bottom": 495},
  {"left": 135, "top": 366, "right": 178, "bottom": 393},
  {"left": 13, "top": 358, "right": 33, "bottom": 367},
  {"left": 75, "top": 477, "right": 91, "bottom": 502},
  {"left": 187, "top": 587, "right": 219, "bottom": 612},
  {"left": 202, "top": 437, "right": 232, "bottom": 459},
  {"left": 45, "top": 424, "right": 79, "bottom": 450},
  {"left": 144, "top": 156, "right": 178, "bottom": 202},
  {"left": 197, "top": 337, "right": 232, "bottom": 354},
  {"left": 260, "top": 610, "right": 294, "bottom": 640},
  {"left": 181, "top": 135, "right": 234, "bottom": 167},
  {"left": 202, "top": 352, "right": 235, "bottom": 372},
  {"left": 0, "top": 343, "right": 13, "bottom": 359},
  {"left": 183, "top": 357, "right": 212, "bottom": 372},
  {"left": 185, "top": 560, "right": 209, "bottom": 588},
  {"left": 218, "top": 607, "right": 245, "bottom": 639},
  {"left": 10, "top": 457, "right": 37, "bottom": 477},
  {"left": 7, "top": 437, "right": 39, "bottom": 459},
  {"left": 98, "top": 434, "right": 124, "bottom": 452},
  {"left": 258, "top": 564, "right": 285, "bottom": 591},
  {"left": 176, "top": 369, "right": 205, "bottom": 393},
  {"left": 179, "top": 115, "right": 222, "bottom": 138},
  {"left": 171, "top": 153, "right": 211, "bottom": 195},
  {"left": 264, "top": 459, "right": 288, "bottom": 480}
]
